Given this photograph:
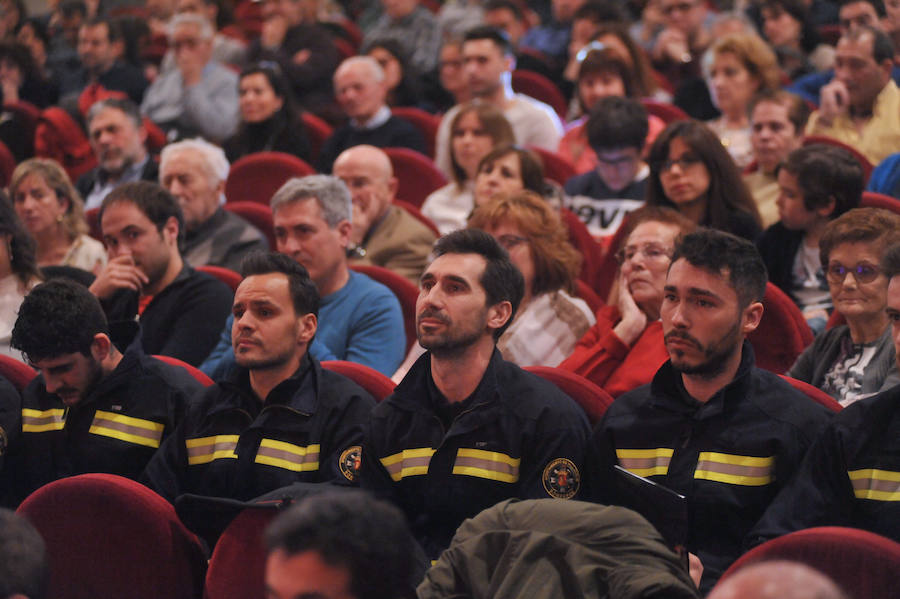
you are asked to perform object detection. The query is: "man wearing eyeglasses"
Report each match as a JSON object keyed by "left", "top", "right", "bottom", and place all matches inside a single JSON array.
[
  {"left": 594, "top": 229, "right": 831, "bottom": 593},
  {"left": 748, "top": 240, "right": 900, "bottom": 547}
]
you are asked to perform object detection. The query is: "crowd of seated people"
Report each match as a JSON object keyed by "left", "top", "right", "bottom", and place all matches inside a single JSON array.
[{"left": 2, "top": 0, "right": 900, "bottom": 595}]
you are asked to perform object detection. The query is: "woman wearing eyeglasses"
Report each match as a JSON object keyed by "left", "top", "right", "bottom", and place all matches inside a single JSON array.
[
  {"left": 560, "top": 206, "right": 695, "bottom": 396},
  {"left": 646, "top": 120, "right": 762, "bottom": 241},
  {"left": 789, "top": 208, "right": 900, "bottom": 406}
]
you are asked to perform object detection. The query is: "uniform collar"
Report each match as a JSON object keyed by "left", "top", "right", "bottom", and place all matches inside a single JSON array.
[{"left": 216, "top": 353, "right": 319, "bottom": 416}]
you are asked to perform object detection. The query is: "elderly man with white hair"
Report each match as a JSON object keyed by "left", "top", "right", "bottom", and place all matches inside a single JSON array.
[
  {"left": 317, "top": 56, "right": 425, "bottom": 172},
  {"left": 160, "top": 138, "right": 268, "bottom": 270},
  {"left": 141, "top": 13, "right": 239, "bottom": 142}
]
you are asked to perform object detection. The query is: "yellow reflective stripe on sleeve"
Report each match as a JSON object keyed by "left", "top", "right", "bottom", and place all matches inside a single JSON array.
[
  {"left": 695, "top": 452, "right": 774, "bottom": 486},
  {"left": 379, "top": 447, "right": 435, "bottom": 481},
  {"left": 254, "top": 439, "right": 320, "bottom": 472},
  {"left": 88, "top": 411, "right": 165, "bottom": 448},
  {"left": 849, "top": 468, "right": 900, "bottom": 501},
  {"left": 616, "top": 448, "right": 674, "bottom": 477},
  {"left": 452, "top": 448, "right": 520, "bottom": 483},
  {"left": 21, "top": 408, "right": 66, "bottom": 433},
  {"left": 186, "top": 435, "right": 239, "bottom": 465}
]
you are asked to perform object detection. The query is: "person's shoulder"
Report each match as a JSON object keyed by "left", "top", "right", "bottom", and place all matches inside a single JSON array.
[
  {"left": 389, "top": 205, "right": 436, "bottom": 240},
  {"left": 138, "top": 354, "right": 207, "bottom": 397},
  {"left": 495, "top": 359, "right": 586, "bottom": 422},
  {"left": 347, "top": 270, "right": 400, "bottom": 303},
  {"left": 184, "top": 266, "right": 233, "bottom": 295},
  {"left": 744, "top": 367, "right": 832, "bottom": 425},
  {"left": 563, "top": 170, "right": 597, "bottom": 195}
]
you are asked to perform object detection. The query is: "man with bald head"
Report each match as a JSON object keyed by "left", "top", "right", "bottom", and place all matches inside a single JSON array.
[
  {"left": 317, "top": 56, "right": 425, "bottom": 172},
  {"left": 708, "top": 561, "right": 847, "bottom": 599},
  {"left": 333, "top": 145, "right": 436, "bottom": 284}
]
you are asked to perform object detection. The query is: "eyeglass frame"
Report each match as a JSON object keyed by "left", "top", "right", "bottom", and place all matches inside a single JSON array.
[{"left": 825, "top": 262, "right": 881, "bottom": 285}]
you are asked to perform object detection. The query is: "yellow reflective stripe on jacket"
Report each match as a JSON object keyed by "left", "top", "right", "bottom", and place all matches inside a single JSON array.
[
  {"left": 21, "top": 408, "right": 66, "bottom": 433},
  {"left": 452, "top": 448, "right": 520, "bottom": 483},
  {"left": 186, "top": 435, "right": 239, "bottom": 465},
  {"left": 849, "top": 468, "right": 900, "bottom": 501},
  {"left": 254, "top": 439, "right": 320, "bottom": 472},
  {"left": 88, "top": 411, "right": 165, "bottom": 448},
  {"left": 380, "top": 448, "right": 435, "bottom": 481},
  {"left": 616, "top": 448, "right": 674, "bottom": 477},
  {"left": 695, "top": 452, "right": 774, "bottom": 486}
]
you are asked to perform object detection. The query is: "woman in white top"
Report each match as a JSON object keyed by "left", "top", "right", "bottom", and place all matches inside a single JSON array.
[
  {"left": 422, "top": 102, "right": 514, "bottom": 234},
  {"left": 0, "top": 191, "right": 41, "bottom": 357},
  {"left": 9, "top": 158, "right": 106, "bottom": 274}
]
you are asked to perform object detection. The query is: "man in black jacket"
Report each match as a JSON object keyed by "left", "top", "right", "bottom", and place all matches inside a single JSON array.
[
  {"left": 3, "top": 279, "right": 203, "bottom": 506},
  {"left": 89, "top": 181, "right": 233, "bottom": 366}
]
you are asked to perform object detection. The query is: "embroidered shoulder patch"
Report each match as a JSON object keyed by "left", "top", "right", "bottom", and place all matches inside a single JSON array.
[
  {"left": 542, "top": 458, "right": 580, "bottom": 499},
  {"left": 340, "top": 446, "right": 362, "bottom": 482}
]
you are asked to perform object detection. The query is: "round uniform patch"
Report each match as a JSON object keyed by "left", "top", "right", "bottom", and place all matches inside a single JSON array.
[
  {"left": 339, "top": 446, "right": 362, "bottom": 482},
  {"left": 542, "top": 458, "right": 580, "bottom": 499}
]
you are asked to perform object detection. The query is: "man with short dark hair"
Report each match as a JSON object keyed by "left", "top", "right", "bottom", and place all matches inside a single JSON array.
[
  {"left": 564, "top": 96, "right": 649, "bottom": 241},
  {"left": 89, "top": 180, "right": 233, "bottom": 365},
  {"left": 142, "top": 252, "right": 375, "bottom": 503},
  {"left": 78, "top": 98, "right": 157, "bottom": 210},
  {"left": 4, "top": 279, "right": 202, "bottom": 505},
  {"left": 748, "top": 241, "right": 900, "bottom": 546},
  {"left": 806, "top": 24, "right": 900, "bottom": 164},
  {"left": 595, "top": 229, "right": 832, "bottom": 592},
  {"left": 265, "top": 491, "right": 421, "bottom": 599},
  {"left": 434, "top": 26, "right": 564, "bottom": 178},
  {"left": 64, "top": 17, "right": 148, "bottom": 103},
  {"left": 0, "top": 509, "right": 48, "bottom": 599},
  {"left": 361, "top": 229, "right": 593, "bottom": 560}
]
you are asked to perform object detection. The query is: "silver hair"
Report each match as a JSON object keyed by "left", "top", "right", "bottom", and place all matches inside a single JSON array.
[
  {"left": 335, "top": 55, "right": 385, "bottom": 83},
  {"left": 160, "top": 137, "right": 230, "bottom": 184},
  {"left": 169, "top": 12, "right": 214, "bottom": 40},
  {"left": 270, "top": 175, "right": 352, "bottom": 227},
  {"left": 86, "top": 98, "right": 143, "bottom": 130}
]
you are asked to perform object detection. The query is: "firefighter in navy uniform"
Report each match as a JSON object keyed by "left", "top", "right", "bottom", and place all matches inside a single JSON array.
[
  {"left": 748, "top": 241, "right": 900, "bottom": 546},
  {"left": 3, "top": 279, "right": 202, "bottom": 506},
  {"left": 142, "top": 252, "right": 375, "bottom": 503},
  {"left": 594, "top": 230, "right": 831, "bottom": 593},
  {"left": 361, "top": 230, "right": 592, "bottom": 559}
]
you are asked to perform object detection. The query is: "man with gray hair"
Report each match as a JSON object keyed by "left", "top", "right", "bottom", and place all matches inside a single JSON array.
[
  {"left": 317, "top": 56, "right": 425, "bottom": 172},
  {"left": 707, "top": 561, "right": 848, "bottom": 599},
  {"left": 160, "top": 138, "right": 267, "bottom": 270},
  {"left": 141, "top": 13, "right": 239, "bottom": 142},
  {"left": 78, "top": 98, "right": 157, "bottom": 210},
  {"left": 200, "top": 175, "right": 405, "bottom": 378}
]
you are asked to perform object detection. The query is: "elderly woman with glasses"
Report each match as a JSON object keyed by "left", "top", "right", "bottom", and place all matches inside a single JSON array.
[
  {"left": 789, "top": 207, "right": 900, "bottom": 406},
  {"left": 560, "top": 206, "right": 695, "bottom": 396}
]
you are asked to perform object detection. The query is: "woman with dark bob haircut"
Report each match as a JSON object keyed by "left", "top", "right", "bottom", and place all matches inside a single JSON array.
[
  {"left": 645, "top": 120, "right": 762, "bottom": 241},
  {"left": 0, "top": 190, "right": 41, "bottom": 357},
  {"left": 473, "top": 145, "right": 546, "bottom": 209},
  {"left": 224, "top": 62, "right": 311, "bottom": 163}
]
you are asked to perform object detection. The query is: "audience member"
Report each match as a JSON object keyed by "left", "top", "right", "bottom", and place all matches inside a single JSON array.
[
  {"left": 10, "top": 158, "right": 106, "bottom": 272},
  {"left": 265, "top": 491, "right": 421, "bottom": 599},
  {"left": 433, "top": 38, "right": 470, "bottom": 111},
  {"left": 789, "top": 208, "right": 900, "bottom": 405},
  {"left": 0, "top": 373, "right": 17, "bottom": 478},
  {"left": 650, "top": 0, "right": 712, "bottom": 89},
  {"left": 483, "top": 0, "right": 529, "bottom": 49},
  {"left": 749, "top": 242, "right": 900, "bottom": 545},
  {"left": 806, "top": 25, "right": 900, "bottom": 165},
  {"left": 757, "top": 145, "right": 862, "bottom": 333},
  {"left": 422, "top": 102, "right": 514, "bottom": 235},
  {"left": 565, "top": 96, "right": 650, "bottom": 241},
  {"left": 646, "top": 120, "right": 762, "bottom": 241},
  {"left": 592, "top": 22, "right": 667, "bottom": 101},
  {"left": 362, "top": 0, "right": 441, "bottom": 76},
  {"left": 362, "top": 229, "right": 592, "bottom": 559},
  {"left": 705, "top": 33, "right": 781, "bottom": 169},
  {"left": 468, "top": 191, "right": 595, "bottom": 366},
  {"left": 437, "top": 0, "right": 485, "bottom": 39},
  {"left": 317, "top": 56, "right": 425, "bottom": 173},
  {"left": 707, "top": 561, "right": 848, "bottom": 599},
  {"left": 63, "top": 17, "right": 148, "bottom": 104},
  {"left": 434, "top": 26, "right": 563, "bottom": 179},
  {"left": 559, "top": 1, "right": 629, "bottom": 89},
  {"left": 158, "top": 0, "right": 247, "bottom": 72},
  {"left": 0, "top": 40, "right": 57, "bottom": 108},
  {"left": 5, "top": 278, "right": 202, "bottom": 505},
  {"left": 366, "top": 38, "right": 424, "bottom": 109},
  {"left": 866, "top": 149, "right": 900, "bottom": 196},
  {"left": 45, "top": 0, "right": 85, "bottom": 90},
  {"left": 160, "top": 138, "right": 268, "bottom": 271},
  {"left": 560, "top": 206, "right": 696, "bottom": 396},
  {"left": 595, "top": 229, "right": 832, "bottom": 592},
  {"left": 245, "top": 0, "right": 338, "bottom": 121},
  {"left": 743, "top": 90, "right": 811, "bottom": 227},
  {"left": 200, "top": 176, "right": 405, "bottom": 378},
  {"left": 0, "top": 509, "right": 48, "bottom": 599},
  {"left": 141, "top": 13, "right": 239, "bottom": 143},
  {"left": 760, "top": 0, "right": 836, "bottom": 79},
  {"left": 78, "top": 98, "right": 158, "bottom": 211},
  {"left": 332, "top": 145, "right": 436, "bottom": 284},
  {"left": 0, "top": 192, "right": 40, "bottom": 359},
  {"left": 519, "top": 0, "right": 590, "bottom": 66},
  {"left": 142, "top": 252, "right": 375, "bottom": 502},
  {"left": 224, "top": 62, "right": 312, "bottom": 163},
  {"left": 90, "top": 181, "right": 233, "bottom": 365}
]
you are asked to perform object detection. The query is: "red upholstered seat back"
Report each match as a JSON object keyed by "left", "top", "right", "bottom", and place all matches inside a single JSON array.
[
  {"left": 748, "top": 282, "right": 813, "bottom": 374},
  {"left": 321, "top": 360, "right": 396, "bottom": 401},
  {"left": 225, "top": 152, "right": 316, "bottom": 205},
  {"left": 205, "top": 508, "right": 279, "bottom": 599},
  {"left": 524, "top": 366, "right": 614, "bottom": 425}
]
